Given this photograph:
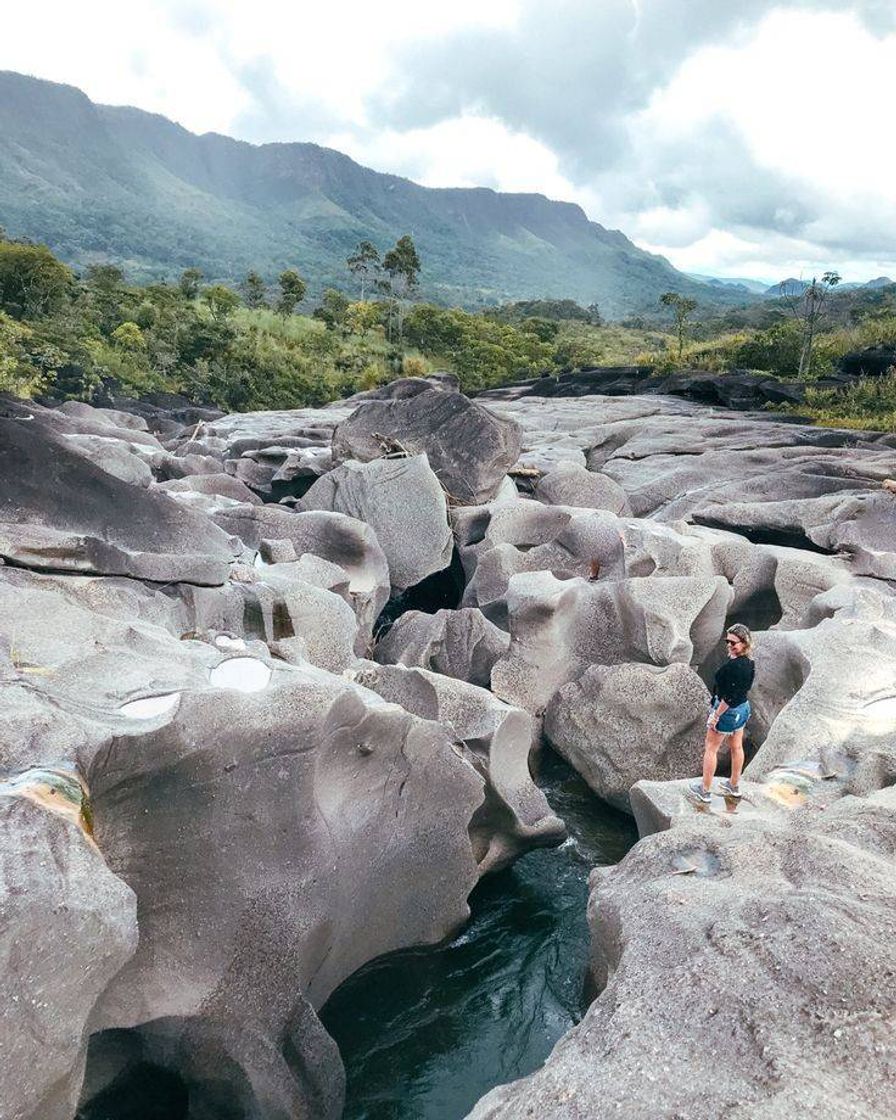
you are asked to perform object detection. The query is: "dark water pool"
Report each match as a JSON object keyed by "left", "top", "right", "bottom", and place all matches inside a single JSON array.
[{"left": 320, "top": 750, "right": 638, "bottom": 1120}]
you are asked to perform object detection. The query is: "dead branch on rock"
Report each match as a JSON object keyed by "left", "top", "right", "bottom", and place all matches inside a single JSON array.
[{"left": 372, "top": 432, "right": 414, "bottom": 458}]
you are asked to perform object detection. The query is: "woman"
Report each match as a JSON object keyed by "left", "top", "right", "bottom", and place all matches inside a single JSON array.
[{"left": 690, "top": 623, "right": 755, "bottom": 803}]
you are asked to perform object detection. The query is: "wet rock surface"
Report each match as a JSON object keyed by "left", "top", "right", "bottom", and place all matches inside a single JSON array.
[{"left": 1, "top": 383, "right": 895, "bottom": 1120}]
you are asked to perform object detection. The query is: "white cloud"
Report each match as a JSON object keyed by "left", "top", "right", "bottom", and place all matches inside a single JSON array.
[
  {"left": 0, "top": 2, "right": 252, "bottom": 135},
  {"left": 0, "top": 0, "right": 518, "bottom": 136},
  {"left": 325, "top": 115, "right": 578, "bottom": 199},
  {"left": 596, "top": 9, "right": 896, "bottom": 278}
]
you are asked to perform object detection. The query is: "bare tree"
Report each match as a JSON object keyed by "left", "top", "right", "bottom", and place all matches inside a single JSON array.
[{"left": 776, "top": 272, "right": 841, "bottom": 378}]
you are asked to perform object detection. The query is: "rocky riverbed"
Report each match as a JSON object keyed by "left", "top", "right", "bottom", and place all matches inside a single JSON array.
[{"left": 1, "top": 374, "right": 894, "bottom": 1120}]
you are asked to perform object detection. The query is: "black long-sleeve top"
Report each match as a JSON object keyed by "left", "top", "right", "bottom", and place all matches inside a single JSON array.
[{"left": 712, "top": 656, "right": 755, "bottom": 707}]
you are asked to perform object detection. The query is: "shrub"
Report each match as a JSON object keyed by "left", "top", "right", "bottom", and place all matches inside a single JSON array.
[
  {"left": 401, "top": 355, "right": 429, "bottom": 377},
  {"left": 798, "top": 371, "right": 896, "bottom": 429},
  {"left": 0, "top": 312, "right": 44, "bottom": 396}
]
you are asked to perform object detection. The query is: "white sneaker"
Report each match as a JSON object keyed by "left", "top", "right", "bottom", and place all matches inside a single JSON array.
[{"left": 721, "top": 779, "right": 742, "bottom": 799}]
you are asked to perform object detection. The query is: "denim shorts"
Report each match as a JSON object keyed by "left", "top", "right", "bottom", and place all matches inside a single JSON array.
[{"left": 712, "top": 700, "right": 750, "bottom": 734}]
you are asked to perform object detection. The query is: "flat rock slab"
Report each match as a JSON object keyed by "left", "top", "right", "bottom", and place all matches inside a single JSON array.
[{"left": 0, "top": 408, "right": 238, "bottom": 584}]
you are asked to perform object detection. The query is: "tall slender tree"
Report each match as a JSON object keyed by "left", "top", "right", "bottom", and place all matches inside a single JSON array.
[
  {"left": 659, "top": 291, "right": 698, "bottom": 363},
  {"left": 276, "top": 269, "right": 307, "bottom": 317},
  {"left": 179, "top": 268, "right": 203, "bottom": 300},
  {"left": 382, "top": 234, "right": 421, "bottom": 346},
  {"left": 346, "top": 240, "right": 382, "bottom": 301},
  {"left": 777, "top": 272, "right": 841, "bottom": 378},
  {"left": 241, "top": 271, "right": 268, "bottom": 309}
]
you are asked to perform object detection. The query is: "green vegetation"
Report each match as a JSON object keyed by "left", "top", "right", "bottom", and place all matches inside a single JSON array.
[
  {"left": 798, "top": 372, "right": 896, "bottom": 430},
  {"left": 1, "top": 231, "right": 894, "bottom": 430}
]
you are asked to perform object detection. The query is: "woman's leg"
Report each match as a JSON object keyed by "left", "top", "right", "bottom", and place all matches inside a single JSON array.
[
  {"left": 729, "top": 728, "right": 745, "bottom": 787},
  {"left": 701, "top": 728, "right": 726, "bottom": 791}
]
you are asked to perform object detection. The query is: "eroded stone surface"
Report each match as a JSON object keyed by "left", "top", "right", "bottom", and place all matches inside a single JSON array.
[
  {"left": 4, "top": 383, "right": 896, "bottom": 1120},
  {"left": 301, "top": 454, "right": 453, "bottom": 591},
  {"left": 0, "top": 792, "right": 137, "bottom": 1120},
  {"left": 351, "top": 661, "right": 566, "bottom": 872},
  {"left": 467, "top": 796, "right": 896, "bottom": 1120},
  {"left": 491, "top": 570, "right": 733, "bottom": 712},
  {"left": 374, "top": 607, "right": 510, "bottom": 687}
]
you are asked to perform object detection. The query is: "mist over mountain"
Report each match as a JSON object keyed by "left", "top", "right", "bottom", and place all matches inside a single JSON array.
[{"left": 0, "top": 71, "right": 754, "bottom": 318}]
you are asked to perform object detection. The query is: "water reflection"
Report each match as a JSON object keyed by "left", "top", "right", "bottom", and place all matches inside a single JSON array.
[{"left": 320, "top": 750, "right": 637, "bottom": 1120}]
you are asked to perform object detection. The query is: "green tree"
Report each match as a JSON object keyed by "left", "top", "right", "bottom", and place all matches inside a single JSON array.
[
  {"left": 241, "top": 270, "right": 268, "bottom": 309},
  {"left": 777, "top": 272, "right": 841, "bottom": 379},
  {"left": 0, "top": 240, "right": 73, "bottom": 319},
  {"left": 521, "top": 316, "right": 559, "bottom": 343},
  {"left": 0, "top": 311, "right": 45, "bottom": 396},
  {"left": 111, "top": 321, "right": 147, "bottom": 351},
  {"left": 345, "top": 300, "right": 381, "bottom": 336},
  {"left": 313, "top": 288, "right": 350, "bottom": 331},
  {"left": 383, "top": 235, "right": 421, "bottom": 296},
  {"left": 382, "top": 234, "right": 421, "bottom": 345},
  {"left": 201, "top": 284, "right": 240, "bottom": 324},
  {"left": 659, "top": 292, "right": 698, "bottom": 362},
  {"left": 276, "top": 269, "right": 307, "bottom": 317},
  {"left": 84, "top": 264, "right": 130, "bottom": 334},
  {"left": 179, "top": 268, "right": 203, "bottom": 300},
  {"left": 347, "top": 240, "right": 381, "bottom": 301}
]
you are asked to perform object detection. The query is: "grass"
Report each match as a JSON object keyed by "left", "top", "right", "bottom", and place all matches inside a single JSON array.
[{"left": 793, "top": 372, "right": 896, "bottom": 431}]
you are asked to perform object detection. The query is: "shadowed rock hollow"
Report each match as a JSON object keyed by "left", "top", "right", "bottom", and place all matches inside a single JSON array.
[{"left": 1, "top": 377, "right": 894, "bottom": 1120}]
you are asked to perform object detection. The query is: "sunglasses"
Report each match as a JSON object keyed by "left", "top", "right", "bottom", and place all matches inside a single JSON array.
[{"left": 725, "top": 638, "right": 741, "bottom": 646}]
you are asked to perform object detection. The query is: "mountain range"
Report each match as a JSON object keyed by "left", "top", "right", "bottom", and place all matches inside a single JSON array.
[{"left": 1, "top": 70, "right": 756, "bottom": 317}]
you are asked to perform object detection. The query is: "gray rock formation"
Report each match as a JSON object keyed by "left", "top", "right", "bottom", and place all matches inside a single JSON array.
[
  {"left": 351, "top": 661, "right": 566, "bottom": 872},
  {"left": 0, "top": 773, "right": 137, "bottom": 1120},
  {"left": 4, "top": 380, "right": 896, "bottom": 1120},
  {"left": 374, "top": 607, "right": 510, "bottom": 687},
  {"left": 157, "top": 472, "right": 263, "bottom": 506},
  {"left": 535, "top": 463, "right": 631, "bottom": 514},
  {"left": 81, "top": 666, "right": 486, "bottom": 1117},
  {"left": 546, "top": 662, "right": 710, "bottom": 811},
  {"left": 332, "top": 387, "right": 522, "bottom": 504},
  {"left": 301, "top": 454, "right": 453, "bottom": 591},
  {"left": 467, "top": 791, "right": 896, "bottom": 1120},
  {"left": 214, "top": 504, "right": 391, "bottom": 637},
  {"left": 457, "top": 503, "right": 627, "bottom": 623},
  {"left": 491, "top": 570, "right": 733, "bottom": 712},
  {"left": 1, "top": 404, "right": 239, "bottom": 585},
  {"left": 747, "top": 610, "right": 896, "bottom": 794}
]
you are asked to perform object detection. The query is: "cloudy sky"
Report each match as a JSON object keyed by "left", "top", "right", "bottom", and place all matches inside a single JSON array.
[{"left": 3, "top": 0, "right": 894, "bottom": 282}]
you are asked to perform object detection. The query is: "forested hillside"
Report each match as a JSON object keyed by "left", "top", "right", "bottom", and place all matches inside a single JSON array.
[{"left": 0, "top": 71, "right": 751, "bottom": 318}]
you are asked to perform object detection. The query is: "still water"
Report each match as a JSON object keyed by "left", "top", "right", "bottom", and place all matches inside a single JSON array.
[{"left": 320, "top": 750, "right": 638, "bottom": 1120}]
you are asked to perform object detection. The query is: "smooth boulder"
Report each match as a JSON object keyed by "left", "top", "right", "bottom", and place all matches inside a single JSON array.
[
  {"left": 301, "top": 455, "right": 453, "bottom": 592},
  {"left": 332, "top": 387, "right": 522, "bottom": 504},
  {"left": 546, "top": 662, "right": 710, "bottom": 811},
  {"left": 374, "top": 607, "right": 510, "bottom": 687}
]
